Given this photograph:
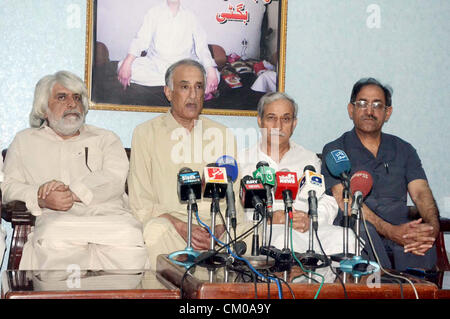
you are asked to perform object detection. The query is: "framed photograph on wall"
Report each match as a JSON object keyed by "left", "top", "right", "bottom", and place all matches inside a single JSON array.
[{"left": 85, "top": 0, "right": 288, "bottom": 116}]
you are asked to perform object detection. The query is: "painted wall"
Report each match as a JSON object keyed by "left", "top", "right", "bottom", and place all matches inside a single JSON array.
[{"left": 1, "top": 0, "right": 449, "bottom": 273}]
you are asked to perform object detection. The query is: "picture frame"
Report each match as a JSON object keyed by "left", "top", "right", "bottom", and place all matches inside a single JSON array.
[{"left": 84, "top": 0, "right": 288, "bottom": 116}]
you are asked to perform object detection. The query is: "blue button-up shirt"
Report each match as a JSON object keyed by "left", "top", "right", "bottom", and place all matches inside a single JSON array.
[{"left": 321, "top": 128, "right": 427, "bottom": 225}]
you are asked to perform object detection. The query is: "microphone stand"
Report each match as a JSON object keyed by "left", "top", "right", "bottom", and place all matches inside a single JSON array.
[
  {"left": 262, "top": 187, "right": 273, "bottom": 248},
  {"left": 168, "top": 192, "right": 200, "bottom": 269},
  {"left": 208, "top": 190, "right": 220, "bottom": 282},
  {"left": 244, "top": 202, "right": 277, "bottom": 274},
  {"left": 353, "top": 203, "right": 362, "bottom": 283},
  {"left": 224, "top": 203, "right": 232, "bottom": 283},
  {"left": 195, "top": 186, "right": 228, "bottom": 283},
  {"left": 251, "top": 208, "right": 260, "bottom": 256},
  {"left": 282, "top": 192, "right": 293, "bottom": 282},
  {"left": 330, "top": 178, "right": 353, "bottom": 284},
  {"left": 261, "top": 206, "right": 268, "bottom": 249},
  {"left": 295, "top": 191, "right": 329, "bottom": 284}
]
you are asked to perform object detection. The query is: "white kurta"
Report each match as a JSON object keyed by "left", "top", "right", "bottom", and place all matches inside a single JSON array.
[
  {"left": 1, "top": 124, "right": 149, "bottom": 276},
  {"left": 123, "top": 2, "right": 217, "bottom": 87},
  {"left": 128, "top": 112, "right": 253, "bottom": 270},
  {"left": 239, "top": 141, "right": 355, "bottom": 281}
]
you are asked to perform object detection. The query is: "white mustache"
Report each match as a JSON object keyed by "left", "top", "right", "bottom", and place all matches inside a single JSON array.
[
  {"left": 63, "top": 110, "right": 81, "bottom": 118},
  {"left": 269, "top": 129, "right": 286, "bottom": 137}
]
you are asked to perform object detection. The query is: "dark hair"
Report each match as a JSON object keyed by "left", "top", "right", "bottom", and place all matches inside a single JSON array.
[{"left": 350, "top": 77, "right": 393, "bottom": 106}]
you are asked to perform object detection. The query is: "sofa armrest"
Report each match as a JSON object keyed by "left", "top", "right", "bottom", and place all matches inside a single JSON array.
[{"left": 1, "top": 200, "right": 35, "bottom": 227}]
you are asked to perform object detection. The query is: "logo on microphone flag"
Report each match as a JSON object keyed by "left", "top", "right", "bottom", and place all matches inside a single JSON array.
[
  {"left": 331, "top": 150, "right": 349, "bottom": 163},
  {"left": 308, "top": 171, "right": 323, "bottom": 187},
  {"left": 205, "top": 167, "right": 227, "bottom": 184},
  {"left": 279, "top": 173, "right": 296, "bottom": 184}
]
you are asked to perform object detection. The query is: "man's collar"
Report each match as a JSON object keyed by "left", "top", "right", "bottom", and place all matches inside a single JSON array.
[
  {"left": 349, "top": 127, "right": 395, "bottom": 160},
  {"left": 164, "top": 109, "right": 202, "bottom": 133},
  {"left": 258, "top": 139, "right": 294, "bottom": 163},
  {"left": 38, "top": 122, "right": 86, "bottom": 140},
  {"left": 163, "top": 1, "right": 184, "bottom": 15}
]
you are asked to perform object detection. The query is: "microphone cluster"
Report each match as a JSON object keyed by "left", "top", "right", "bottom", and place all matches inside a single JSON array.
[{"left": 172, "top": 149, "right": 378, "bottom": 280}]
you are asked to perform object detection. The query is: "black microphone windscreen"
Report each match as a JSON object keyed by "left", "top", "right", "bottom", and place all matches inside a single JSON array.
[
  {"left": 303, "top": 165, "right": 316, "bottom": 173},
  {"left": 256, "top": 161, "right": 269, "bottom": 169},
  {"left": 179, "top": 167, "right": 193, "bottom": 174}
]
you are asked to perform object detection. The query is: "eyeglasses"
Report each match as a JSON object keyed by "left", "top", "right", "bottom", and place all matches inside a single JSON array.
[
  {"left": 352, "top": 100, "right": 387, "bottom": 110},
  {"left": 264, "top": 115, "right": 295, "bottom": 124}
]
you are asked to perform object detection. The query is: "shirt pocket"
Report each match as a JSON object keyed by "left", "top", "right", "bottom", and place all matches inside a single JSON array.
[
  {"left": 375, "top": 162, "right": 406, "bottom": 199},
  {"left": 84, "top": 146, "right": 103, "bottom": 172}
]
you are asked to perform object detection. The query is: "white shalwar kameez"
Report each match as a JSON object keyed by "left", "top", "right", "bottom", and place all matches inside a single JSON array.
[
  {"left": 1, "top": 124, "right": 149, "bottom": 280},
  {"left": 121, "top": 2, "right": 217, "bottom": 87},
  {"left": 239, "top": 141, "right": 356, "bottom": 282}
]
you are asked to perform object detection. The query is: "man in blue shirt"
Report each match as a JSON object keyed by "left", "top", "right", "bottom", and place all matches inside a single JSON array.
[{"left": 321, "top": 78, "right": 439, "bottom": 271}]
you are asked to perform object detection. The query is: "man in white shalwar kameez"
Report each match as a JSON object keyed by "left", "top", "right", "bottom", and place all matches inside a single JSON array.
[
  {"left": 238, "top": 92, "right": 356, "bottom": 283},
  {"left": 118, "top": 0, "right": 219, "bottom": 95},
  {"left": 1, "top": 71, "right": 149, "bottom": 279}
]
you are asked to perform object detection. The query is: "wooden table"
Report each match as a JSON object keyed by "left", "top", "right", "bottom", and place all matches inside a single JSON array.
[
  {"left": 434, "top": 271, "right": 450, "bottom": 299},
  {"left": 1, "top": 269, "right": 180, "bottom": 299},
  {"left": 156, "top": 255, "right": 441, "bottom": 299}
]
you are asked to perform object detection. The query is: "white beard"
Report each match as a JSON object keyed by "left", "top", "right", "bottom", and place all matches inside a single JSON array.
[{"left": 47, "top": 109, "right": 85, "bottom": 137}]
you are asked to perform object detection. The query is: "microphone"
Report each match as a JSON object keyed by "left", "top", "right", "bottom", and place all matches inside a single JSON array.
[
  {"left": 297, "top": 165, "right": 325, "bottom": 202},
  {"left": 274, "top": 170, "right": 299, "bottom": 214},
  {"left": 216, "top": 155, "right": 239, "bottom": 231},
  {"left": 349, "top": 171, "right": 373, "bottom": 217},
  {"left": 239, "top": 175, "right": 267, "bottom": 212},
  {"left": 252, "top": 161, "right": 276, "bottom": 218},
  {"left": 239, "top": 175, "right": 267, "bottom": 256},
  {"left": 324, "top": 149, "right": 351, "bottom": 184},
  {"left": 216, "top": 155, "right": 238, "bottom": 183},
  {"left": 298, "top": 165, "right": 325, "bottom": 231},
  {"left": 170, "top": 168, "right": 202, "bottom": 268},
  {"left": 202, "top": 164, "right": 228, "bottom": 200},
  {"left": 177, "top": 167, "right": 202, "bottom": 203}
]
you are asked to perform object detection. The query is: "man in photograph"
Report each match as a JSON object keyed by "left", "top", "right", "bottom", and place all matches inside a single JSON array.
[{"left": 117, "top": 0, "right": 219, "bottom": 96}]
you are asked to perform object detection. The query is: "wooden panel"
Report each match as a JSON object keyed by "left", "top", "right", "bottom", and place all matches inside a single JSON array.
[
  {"left": 157, "top": 255, "right": 438, "bottom": 299},
  {"left": 196, "top": 282, "right": 436, "bottom": 299},
  {"left": 4, "top": 289, "right": 180, "bottom": 299},
  {"left": 1, "top": 270, "right": 180, "bottom": 299}
]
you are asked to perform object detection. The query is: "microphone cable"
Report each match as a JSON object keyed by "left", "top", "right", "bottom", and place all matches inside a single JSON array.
[
  {"left": 178, "top": 219, "right": 259, "bottom": 299},
  {"left": 289, "top": 218, "right": 325, "bottom": 299},
  {"left": 178, "top": 209, "right": 280, "bottom": 298},
  {"left": 217, "top": 209, "right": 286, "bottom": 299},
  {"left": 194, "top": 209, "right": 284, "bottom": 299},
  {"left": 314, "top": 228, "right": 348, "bottom": 299},
  {"left": 360, "top": 208, "right": 419, "bottom": 299}
]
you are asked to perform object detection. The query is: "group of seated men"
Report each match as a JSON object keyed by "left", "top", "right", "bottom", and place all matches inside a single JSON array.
[{"left": 0, "top": 58, "right": 439, "bottom": 281}]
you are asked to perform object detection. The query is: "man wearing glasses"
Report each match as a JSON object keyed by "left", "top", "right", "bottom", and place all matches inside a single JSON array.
[
  {"left": 239, "top": 92, "right": 354, "bottom": 282},
  {"left": 321, "top": 78, "right": 439, "bottom": 271}
]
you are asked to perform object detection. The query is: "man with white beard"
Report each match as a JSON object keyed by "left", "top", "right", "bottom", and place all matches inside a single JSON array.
[
  {"left": 1, "top": 71, "right": 148, "bottom": 277},
  {"left": 238, "top": 92, "right": 355, "bottom": 282}
]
